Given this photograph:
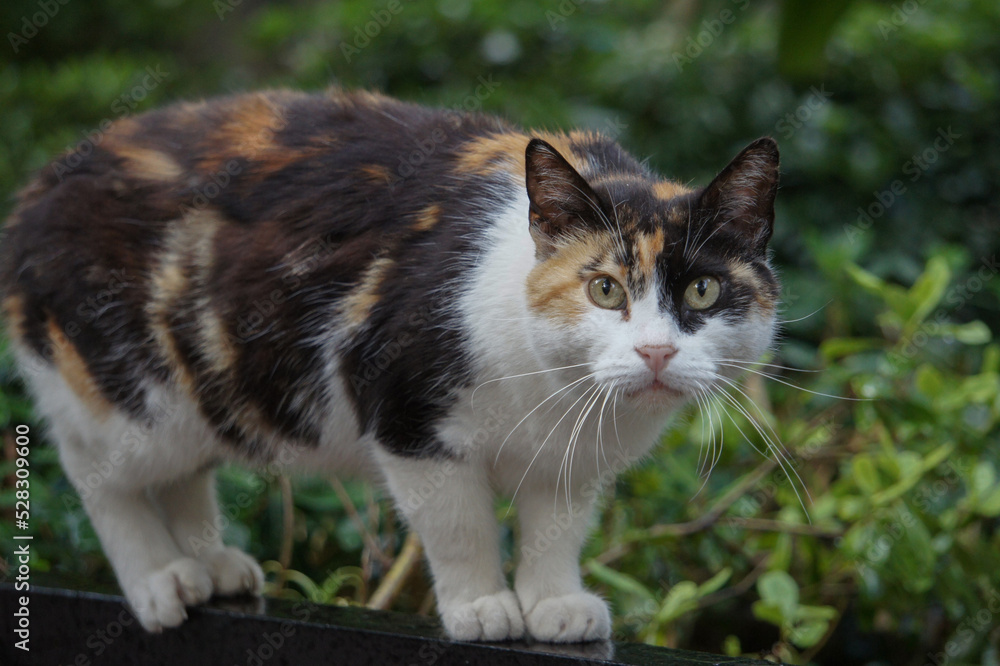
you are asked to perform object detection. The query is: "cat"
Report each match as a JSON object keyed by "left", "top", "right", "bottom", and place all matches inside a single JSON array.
[{"left": 0, "top": 88, "right": 779, "bottom": 643}]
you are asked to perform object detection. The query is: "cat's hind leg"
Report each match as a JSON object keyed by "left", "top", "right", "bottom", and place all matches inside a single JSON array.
[
  {"left": 58, "top": 433, "right": 216, "bottom": 632},
  {"left": 155, "top": 467, "right": 264, "bottom": 598},
  {"left": 37, "top": 368, "right": 227, "bottom": 632}
]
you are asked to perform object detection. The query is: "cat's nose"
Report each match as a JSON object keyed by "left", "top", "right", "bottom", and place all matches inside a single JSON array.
[{"left": 635, "top": 344, "right": 678, "bottom": 376}]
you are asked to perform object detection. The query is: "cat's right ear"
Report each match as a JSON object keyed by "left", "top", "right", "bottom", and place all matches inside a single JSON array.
[{"left": 525, "top": 138, "right": 603, "bottom": 257}]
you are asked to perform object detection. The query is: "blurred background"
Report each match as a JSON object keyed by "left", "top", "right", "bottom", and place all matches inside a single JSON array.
[{"left": 1, "top": 0, "right": 998, "bottom": 663}]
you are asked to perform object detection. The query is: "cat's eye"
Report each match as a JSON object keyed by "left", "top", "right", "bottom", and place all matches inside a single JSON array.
[
  {"left": 684, "top": 276, "right": 721, "bottom": 310},
  {"left": 588, "top": 275, "right": 627, "bottom": 310}
]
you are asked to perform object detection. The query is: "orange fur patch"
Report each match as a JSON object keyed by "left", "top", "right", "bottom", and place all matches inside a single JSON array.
[
  {"left": 114, "top": 146, "right": 183, "bottom": 182},
  {"left": 2, "top": 295, "right": 26, "bottom": 342},
  {"left": 535, "top": 131, "right": 594, "bottom": 178},
  {"left": 199, "top": 310, "right": 238, "bottom": 374},
  {"left": 47, "top": 319, "right": 113, "bottom": 419},
  {"left": 223, "top": 94, "right": 288, "bottom": 155},
  {"left": 147, "top": 210, "right": 223, "bottom": 391},
  {"left": 527, "top": 234, "right": 621, "bottom": 325},
  {"left": 201, "top": 92, "right": 309, "bottom": 173},
  {"left": 653, "top": 181, "right": 692, "bottom": 201},
  {"left": 456, "top": 132, "right": 532, "bottom": 179},
  {"left": 456, "top": 130, "right": 602, "bottom": 184},
  {"left": 412, "top": 204, "right": 442, "bottom": 232},
  {"left": 360, "top": 164, "right": 393, "bottom": 184},
  {"left": 635, "top": 228, "right": 665, "bottom": 278},
  {"left": 341, "top": 257, "right": 394, "bottom": 327},
  {"left": 728, "top": 261, "right": 776, "bottom": 313}
]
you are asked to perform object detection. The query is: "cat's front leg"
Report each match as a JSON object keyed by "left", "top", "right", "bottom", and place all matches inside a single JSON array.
[
  {"left": 376, "top": 452, "right": 524, "bottom": 641},
  {"left": 514, "top": 485, "right": 611, "bottom": 643}
]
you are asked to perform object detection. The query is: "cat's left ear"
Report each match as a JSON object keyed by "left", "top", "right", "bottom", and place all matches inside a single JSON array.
[
  {"left": 525, "top": 138, "right": 604, "bottom": 256},
  {"left": 697, "top": 137, "right": 779, "bottom": 254}
]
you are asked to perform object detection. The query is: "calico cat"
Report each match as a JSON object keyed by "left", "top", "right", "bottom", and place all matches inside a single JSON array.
[{"left": 0, "top": 88, "right": 779, "bottom": 643}]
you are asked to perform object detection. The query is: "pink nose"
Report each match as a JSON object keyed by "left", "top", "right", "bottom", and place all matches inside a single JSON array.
[{"left": 636, "top": 344, "right": 678, "bottom": 376}]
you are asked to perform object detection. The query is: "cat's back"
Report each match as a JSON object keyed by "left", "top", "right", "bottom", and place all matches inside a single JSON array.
[{"left": 0, "top": 89, "right": 522, "bottom": 453}]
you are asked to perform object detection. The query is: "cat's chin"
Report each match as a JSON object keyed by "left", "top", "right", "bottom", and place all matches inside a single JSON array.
[{"left": 624, "top": 380, "right": 687, "bottom": 408}]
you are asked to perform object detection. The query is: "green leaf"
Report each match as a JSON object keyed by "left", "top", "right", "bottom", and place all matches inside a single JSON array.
[
  {"left": 915, "top": 364, "right": 945, "bottom": 398},
  {"left": 852, "top": 455, "right": 881, "bottom": 494},
  {"left": 976, "top": 487, "right": 1000, "bottom": 517},
  {"left": 758, "top": 570, "right": 799, "bottom": 620},
  {"left": 819, "top": 337, "right": 885, "bottom": 359},
  {"left": 845, "top": 263, "right": 888, "bottom": 295},
  {"left": 752, "top": 600, "right": 786, "bottom": 627},
  {"left": 943, "top": 321, "right": 993, "bottom": 345},
  {"left": 697, "top": 568, "right": 732, "bottom": 597},
  {"left": 789, "top": 618, "right": 828, "bottom": 648},
  {"left": 960, "top": 373, "right": 1000, "bottom": 403},
  {"left": 585, "top": 559, "right": 656, "bottom": 603},
  {"left": 972, "top": 462, "right": 998, "bottom": 497},
  {"left": 871, "top": 443, "right": 954, "bottom": 505},
  {"left": 723, "top": 635, "right": 742, "bottom": 657},
  {"left": 655, "top": 581, "right": 700, "bottom": 624},
  {"left": 903, "top": 254, "right": 951, "bottom": 332},
  {"left": 796, "top": 605, "right": 839, "bottom": 622}
]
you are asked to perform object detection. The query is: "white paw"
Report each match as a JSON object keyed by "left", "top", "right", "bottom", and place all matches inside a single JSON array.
[
  {"left": 523, "top": 592, "right": 611, "bottom": 643},
  {"left": 129, "top": 558, "right": 214, "bottom": 632},
  {"left": 201, "top": 546, "right": 264, "bottom": 597},
  {"left": 441, "top": 590, "right": 524, "bottom": 642}
]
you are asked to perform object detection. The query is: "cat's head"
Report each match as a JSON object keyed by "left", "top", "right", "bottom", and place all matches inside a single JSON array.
[{"left": 524, "top": 136, "right": 780, "bottom": 409}]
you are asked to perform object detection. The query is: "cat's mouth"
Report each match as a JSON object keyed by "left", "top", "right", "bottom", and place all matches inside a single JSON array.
[{"left": 626, "top": 379, "right": 685, "bottom": 400}]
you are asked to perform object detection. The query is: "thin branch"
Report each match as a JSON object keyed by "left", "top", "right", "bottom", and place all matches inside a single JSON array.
[
  {"left": 330, "top": 476, "right": 393, "bottom": 568},
  {"left": 719, "top": 517, "right": 842, "bottom": 538},
  {"left": 278, "top": 474, "right": 295, "bottom": 570},
  {"left": 367, "top": 532, "right": 423, "bottom": 611},
  {"left": 597, "top": 458, "right": 778, "bottom": 565}
]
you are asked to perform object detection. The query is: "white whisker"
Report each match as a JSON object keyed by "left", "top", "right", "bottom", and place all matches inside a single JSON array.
[
  {"left": 494, "top": 372, "right": 596, "bottom": 465},
  {"left": 560, "top": 384, "right": 604, "bottom": 513},
  {"left": 715, "top": 363, "right": 869, "bottom": 402},
  {"left": 775, "top": 300, "right": 833, "bottom": 326},
  {"left": 511, "top": 382, "right": 599, "bottom": 509},
  {"left": 473, "top": 362, "right": 591, "bottom": 409}
]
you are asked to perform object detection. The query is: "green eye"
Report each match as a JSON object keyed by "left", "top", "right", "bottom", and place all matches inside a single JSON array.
[
  {"left": 684, "top": 276, "right": 721, "bottom": 310},
  {"left": 588, "top": 275, "right": 627, "bottom": 310}
]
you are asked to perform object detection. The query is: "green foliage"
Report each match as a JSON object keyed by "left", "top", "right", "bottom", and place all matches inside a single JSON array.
[
  {"left": 753, "top": 571, "right": 837, "bottom": 650},
  {"left": 1, "top": 0, "right": 998, "bottom": 663}
]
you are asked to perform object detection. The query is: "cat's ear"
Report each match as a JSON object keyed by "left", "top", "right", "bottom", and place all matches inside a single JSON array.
[
  {"left": 697, "top": 137, "right": 779, "bottom": 253},
  {"left": 525, "top": 138, "right": 603, "bottom": 256}
]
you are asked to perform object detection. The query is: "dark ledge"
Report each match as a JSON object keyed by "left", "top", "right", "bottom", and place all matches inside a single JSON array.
[{"left": 1, "top": 578, "right": 769, "bottom": 666}]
